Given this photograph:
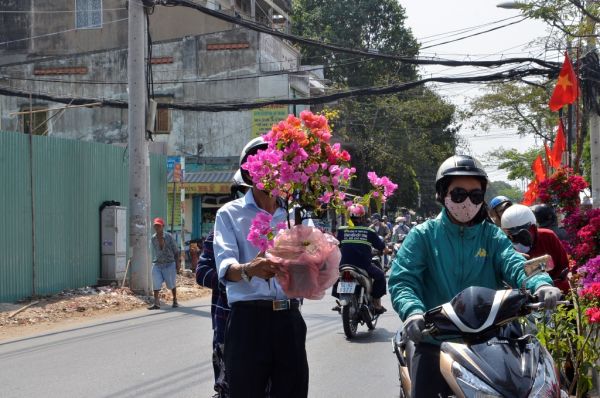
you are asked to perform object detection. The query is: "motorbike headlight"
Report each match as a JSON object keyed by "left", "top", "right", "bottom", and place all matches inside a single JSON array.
[
  {"left": 529, "top": 349, "right": 561, "bottom": 397},
  {"left": 451, "top": 361, "right": 502, "bottom": 398}
]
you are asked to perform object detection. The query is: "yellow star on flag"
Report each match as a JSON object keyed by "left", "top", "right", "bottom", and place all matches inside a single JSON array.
[{"left": 556, "top": 73, "right": 573, "bottom": 91}]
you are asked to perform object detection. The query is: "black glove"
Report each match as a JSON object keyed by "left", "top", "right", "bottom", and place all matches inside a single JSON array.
[
  {"left": 404, "top": 314, "right": 425, "bottom": 343},
  {"left": 535, "top": 285, "right": 561, "bottom": 309}
]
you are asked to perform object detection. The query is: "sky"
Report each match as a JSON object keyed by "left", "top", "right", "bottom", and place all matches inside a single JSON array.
[{"left": 399, "top": 0, "right": 559, "bottom": 184}]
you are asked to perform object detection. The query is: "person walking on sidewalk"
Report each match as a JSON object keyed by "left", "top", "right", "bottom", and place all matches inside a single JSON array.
[{"left": 149, "top": 217, "right": 180, "bottom": 310}]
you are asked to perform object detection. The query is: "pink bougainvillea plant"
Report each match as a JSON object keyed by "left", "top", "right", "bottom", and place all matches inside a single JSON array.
[{"left": 242, "top": 110, "right": 397, "bottom": 250}]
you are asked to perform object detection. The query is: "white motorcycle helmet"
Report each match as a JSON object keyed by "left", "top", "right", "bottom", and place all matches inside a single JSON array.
[
  {"left": 239, "top": 136, "right": 268, "bottom": 185},
  {"left": 501, "top": 204, "right": 537, "bottom": 232}
]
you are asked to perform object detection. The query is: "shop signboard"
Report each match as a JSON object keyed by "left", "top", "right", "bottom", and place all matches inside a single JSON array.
[
  {"left": 169, "top": 182, "right": 231, "bottom": 195},
  {"left": 251, "top": 106, "right": 289, "bottom": 137}
]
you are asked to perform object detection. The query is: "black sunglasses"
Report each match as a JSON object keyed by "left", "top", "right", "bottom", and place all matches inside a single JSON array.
[
  {"left": 448, "top": 188, "right": 485, "bottom": 205},
  {"left": 504, "top": 223, "right": 533, "bottom": 237}
]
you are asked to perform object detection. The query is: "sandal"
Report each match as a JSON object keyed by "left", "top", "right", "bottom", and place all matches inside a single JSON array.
[{"left": 147, "top": 304, "right": 161, "bottom": 310}]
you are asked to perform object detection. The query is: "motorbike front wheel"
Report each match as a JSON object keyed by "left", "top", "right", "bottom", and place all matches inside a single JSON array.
[{"left": 342, "top": 298, "right": 359, "bottom": 339}]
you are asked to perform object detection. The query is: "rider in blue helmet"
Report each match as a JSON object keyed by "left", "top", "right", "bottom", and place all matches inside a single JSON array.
[{"left": 489, "top": 195, "right": 513, "bottom": 226}]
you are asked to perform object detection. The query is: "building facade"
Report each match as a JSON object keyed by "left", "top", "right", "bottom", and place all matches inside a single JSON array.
[{"left": 0, "top": 1, "right": 324, "bottom": 240}]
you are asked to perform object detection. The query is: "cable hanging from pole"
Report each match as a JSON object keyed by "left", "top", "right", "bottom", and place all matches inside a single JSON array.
[
  {"left": 152, "top": 0, "right": 560, "bottom": 70},
  {"left": 0, "top": 66, "right": 557, "bottom": 112}
]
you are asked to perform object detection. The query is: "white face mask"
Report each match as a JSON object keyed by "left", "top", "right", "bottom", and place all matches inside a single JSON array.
[
  {"left": 444, "top": 197, "right": 482, "bottom": 224},
  {"left": 512, "top": 242, "right": 531, "bottom": 253}
]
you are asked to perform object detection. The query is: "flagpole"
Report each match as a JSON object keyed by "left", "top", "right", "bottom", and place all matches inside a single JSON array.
[{"left": 567, "top": 104, "right": 573, "bottom": 168}]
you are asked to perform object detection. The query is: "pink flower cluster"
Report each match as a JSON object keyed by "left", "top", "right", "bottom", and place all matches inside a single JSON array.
[
  {"left": 579, "top": 282, "right": 600, "bottom": 324},
  {"left": 367, "top": 172, "right": 399, "bottom": 202},
  {"left": 563, "top": 208, "right": 600, "bottom": 267},
  {"left": 578, "top": 256, "right": 600, "bottom": 288},
  {"left": 242, "top": 111, "right": 397, "bottom": 250},
  {"left": 247, "top": 213, "right": 286, "bottom": 252},
  {"left": 242, "top": 111, "right": 359, "bottom": 214},
  {"left": 579, "top": 282, "right": 600, "bottom": 301},
  {"left": 586, "top": 307, "right": 600, "bottom": 324}
]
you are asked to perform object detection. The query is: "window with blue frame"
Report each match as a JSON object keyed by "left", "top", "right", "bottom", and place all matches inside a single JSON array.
[{"left": 76, "top": 0, "right": 102, "bottom": 29}]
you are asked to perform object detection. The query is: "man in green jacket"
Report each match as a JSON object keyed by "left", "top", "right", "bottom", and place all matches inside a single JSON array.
[{"left": 388, "top": 154, "right": 560, "bottom": 398}]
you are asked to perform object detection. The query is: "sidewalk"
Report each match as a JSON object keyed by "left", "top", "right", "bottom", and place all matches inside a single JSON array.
[{"left": 0, "top": 273, "right": 210, "bottom": 339}]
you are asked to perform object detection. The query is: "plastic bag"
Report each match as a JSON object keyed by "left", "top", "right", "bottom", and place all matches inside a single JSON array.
[{"left": 266, "top": 225, "right": 341, "bottom": 300}]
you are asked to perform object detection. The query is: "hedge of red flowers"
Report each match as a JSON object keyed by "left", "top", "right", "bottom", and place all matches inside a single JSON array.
[{"left": 564, "top": 209, "right": 600, "bottom": 267}]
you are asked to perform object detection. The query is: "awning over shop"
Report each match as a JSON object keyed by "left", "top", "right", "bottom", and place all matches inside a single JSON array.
[{"left": 168, "top": 170, "right": 236, "bottom": 194}]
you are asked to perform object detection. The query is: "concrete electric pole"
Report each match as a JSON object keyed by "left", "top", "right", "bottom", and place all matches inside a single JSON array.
[
  {"left": 591, "top": 114, "right": 600, "bottom": 207},
  {"left": 128, "top": 0, "right": 151, "bottom": 294}
]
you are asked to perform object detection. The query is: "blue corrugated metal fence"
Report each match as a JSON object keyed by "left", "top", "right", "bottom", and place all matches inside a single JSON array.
[{"left": 0, "top": 132, "right": 167, "bottom": 302}]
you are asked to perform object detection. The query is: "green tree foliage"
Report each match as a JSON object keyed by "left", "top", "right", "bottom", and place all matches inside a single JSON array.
[
  {"left": 292, "top": 0, "right": 458, "bottom": 215},
  {"left": 468, "top": 82, "right": 557, "bottom": 141},
  {"left": 334, "top": 88, "right": 458, "bottom": 215},
  {"left": 519, "top": 0, "right": 599, "bottom": 40},
  {"left": 292, "top": 0, "right": 419, "bottom": 87},
  {"left": 484, "top": 147, "right": 542, "bottom": 181},
  {"left": 485, "top": 180, "right": 523, "bottom": 203}
]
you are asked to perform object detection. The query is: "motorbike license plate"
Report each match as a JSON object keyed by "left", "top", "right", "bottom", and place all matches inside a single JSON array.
[{"left": 338, "top": 282, "right": 356, "bottom": 294}]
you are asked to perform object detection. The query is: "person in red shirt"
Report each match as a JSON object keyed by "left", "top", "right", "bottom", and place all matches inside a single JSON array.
[{"left": 501, "top": 204, "right": 569, "bottom": 293}]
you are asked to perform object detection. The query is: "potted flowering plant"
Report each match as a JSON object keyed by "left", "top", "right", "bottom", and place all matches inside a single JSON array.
[{"left": 241, "top": 110, "right": 397, "bottom": 299}]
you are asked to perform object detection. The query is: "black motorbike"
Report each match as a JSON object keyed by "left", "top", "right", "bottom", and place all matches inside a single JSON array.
[
  {"left": 335, "top": 261, "right": 381, "bottom": 339},
  {"left": 392, "top": 256, "right": 568, "bottom": 397}
]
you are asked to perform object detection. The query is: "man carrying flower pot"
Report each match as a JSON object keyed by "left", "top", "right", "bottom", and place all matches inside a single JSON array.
[
  {"left": 214, "top": 137, "right": 308, "bottom": 398},
  {"left": 389, "top": 154, "right": 561, "bottom": 398}
]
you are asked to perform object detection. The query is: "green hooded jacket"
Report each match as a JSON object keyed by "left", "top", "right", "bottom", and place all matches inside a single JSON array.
[{"left": 388, "top": 209, "right": 553, "bottom": 322}]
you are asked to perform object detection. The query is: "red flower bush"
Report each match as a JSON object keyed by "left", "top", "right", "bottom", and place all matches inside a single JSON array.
[
  {"left": 579, "top": 282, "right": 600, "bottom": 324},
  {"left": 586, "top": 307, "right": 600, "bottom": 324},
  {"left": 538, "top": 167, "right": 588, "bottom": 215},
  {"left": 563, "top": 209, "right": 600, "bottom": 267}
]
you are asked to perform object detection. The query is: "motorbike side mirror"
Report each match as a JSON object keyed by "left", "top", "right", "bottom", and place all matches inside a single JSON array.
[
  {"left": 523, "top": 254, "right": 551, "bottom": 276},
  {"left": 521, "top": 254, "right": 552, "bottom": 290}
]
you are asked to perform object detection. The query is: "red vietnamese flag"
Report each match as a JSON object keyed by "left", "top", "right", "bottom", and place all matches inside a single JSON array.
[
  {"left": 551, "top": 121, "right": 566, "bottom": 168},
  {"left": 532, "top": 154, "right": 546, "bottom": 182},
  {"left": 522, "top": 155, "right": 546, "bottom": 205},
  {"left": 544, "top": 142, "right": 554, "bottom": 169},
  {"left": 549, "top": 52, "right": 579, "bottom": 111},
  {"left": 522, "top": 180, "right": 538, "bottom": 206}
]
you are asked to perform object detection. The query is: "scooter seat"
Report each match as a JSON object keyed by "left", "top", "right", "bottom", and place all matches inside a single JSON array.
[{"left": 339, "top": 264, "right": 370, "bottom": 278}]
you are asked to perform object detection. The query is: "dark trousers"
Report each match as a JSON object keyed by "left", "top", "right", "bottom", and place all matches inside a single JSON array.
[
  {"left": 365, "top": 264, "right": 386, "bottom": 299},
  {"left": 410, "top": 343, "right": 453, "bottom": 398},
  {"left": 224, "top": 304, "right": 309, "bottom": 398},
  {"left": 212, "top": 340, "right": 228, "bottom": 396}
]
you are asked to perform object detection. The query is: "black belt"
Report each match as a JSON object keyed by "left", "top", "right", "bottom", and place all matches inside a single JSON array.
[{"left": 233, "top": 299, "right": 301, "bottom": 311}]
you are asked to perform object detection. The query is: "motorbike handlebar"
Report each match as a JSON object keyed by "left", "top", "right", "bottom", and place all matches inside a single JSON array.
[
  {"left": 526, "top": 300, "right": 570, "bottom": 310},
  {"left": 422, "top": 326, "right": 436, "bottom": 336}
]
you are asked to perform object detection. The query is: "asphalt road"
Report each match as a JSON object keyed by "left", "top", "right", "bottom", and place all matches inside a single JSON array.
[{"left": 0, "top": 290, "right": 402, "bottom": 398}]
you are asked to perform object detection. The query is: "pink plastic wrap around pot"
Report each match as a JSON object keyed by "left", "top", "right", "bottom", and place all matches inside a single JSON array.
[{"left": 266, "top": 225, "right": 341, "bottom": 300}]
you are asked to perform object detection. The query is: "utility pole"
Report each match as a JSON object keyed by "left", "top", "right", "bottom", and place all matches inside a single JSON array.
[
  {"left": 128, "top": 0, "right": 151, "bottom": 294},
  {"left": 592, "top": 114, "right": 600, "bottom": 207},
  {"left": 587, "top": 12, "right": 600, "bottom": 208}
]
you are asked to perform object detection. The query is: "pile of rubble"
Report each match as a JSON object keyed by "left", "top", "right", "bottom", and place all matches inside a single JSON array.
[{"left": 0, "top": 273, "right": 210, "bottom": 330}]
